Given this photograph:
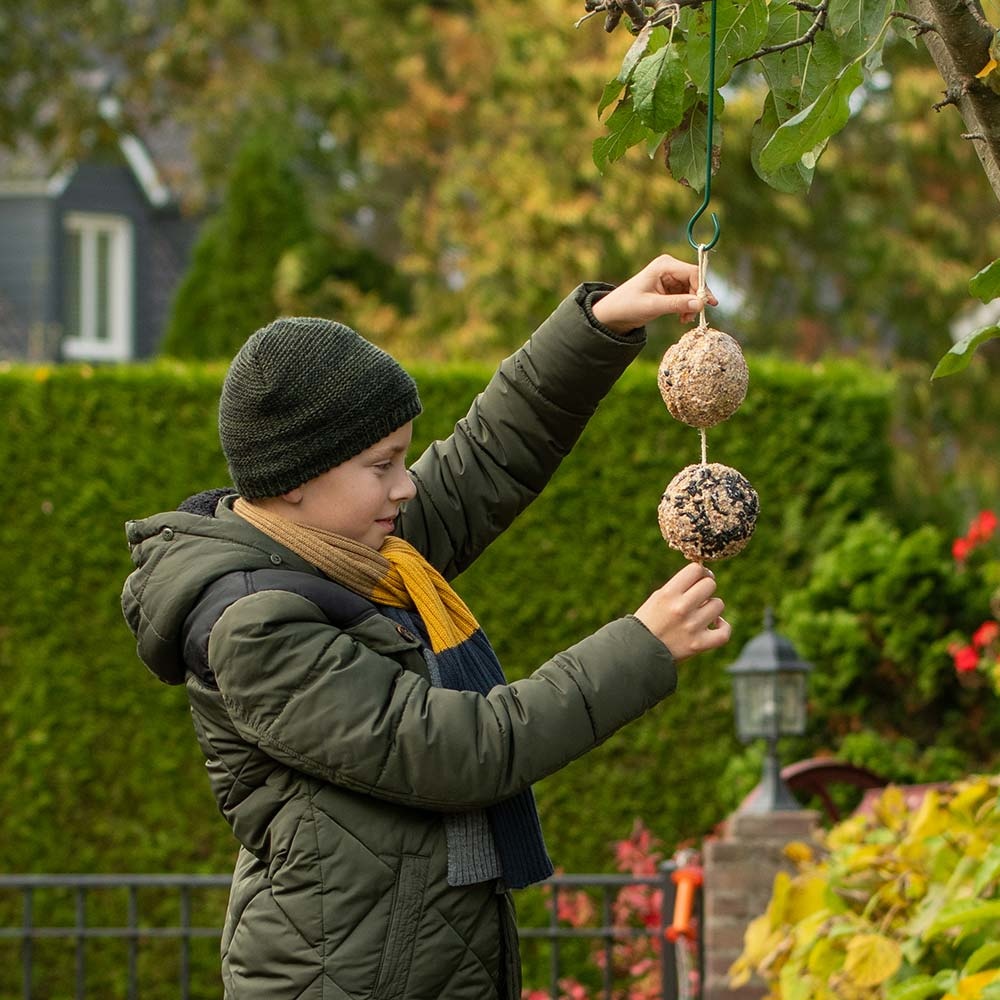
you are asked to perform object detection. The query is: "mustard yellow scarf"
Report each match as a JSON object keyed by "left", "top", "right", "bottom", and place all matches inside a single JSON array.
[{"left": 233, "top": 498, "right": 477, "bottom": 654}]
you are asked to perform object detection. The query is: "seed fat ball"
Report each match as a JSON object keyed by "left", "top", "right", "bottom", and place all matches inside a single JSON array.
[
  {"left": 658, "top": 327, "right": 749, "bottom": 429},
  {"left": 658, "top": 462, "right": 759, "bottom": 561}
]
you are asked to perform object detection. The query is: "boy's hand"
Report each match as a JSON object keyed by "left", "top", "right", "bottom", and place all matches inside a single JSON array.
[
  {"left": 591, "top": 254, "right": 719, "bottom": 332},
  {"left": 634, "top": 562, "right": 731, "bottom": 661}
]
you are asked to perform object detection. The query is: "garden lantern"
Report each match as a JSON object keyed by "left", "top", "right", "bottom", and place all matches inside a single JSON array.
[{"left": 727, "top": 609, "right": 813, "bottom": 813}]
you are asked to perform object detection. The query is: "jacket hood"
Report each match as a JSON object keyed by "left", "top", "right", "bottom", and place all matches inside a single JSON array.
[{"left": 121, "top": 490, "right": 319, "bottom": 685}]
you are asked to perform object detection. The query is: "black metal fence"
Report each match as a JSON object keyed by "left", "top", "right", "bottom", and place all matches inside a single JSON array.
[
  {"left": 0, "top": 875, "right": 230, "bottom": 1000},
  {"left": 0, "top": 868, "right": 701, "bottom": 1000},
  {"left": 523, "top": 867, "right": 700, "bottom": 1000}
]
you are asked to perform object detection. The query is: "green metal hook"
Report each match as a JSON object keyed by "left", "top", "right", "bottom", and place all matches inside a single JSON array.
[{"left": 686, "top": 0, "right": 720, "bottom": 251}]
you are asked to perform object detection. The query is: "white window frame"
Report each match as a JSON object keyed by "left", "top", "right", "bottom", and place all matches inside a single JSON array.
[{"left": 62, "top": 211, "right": 135, "bottom": 361}]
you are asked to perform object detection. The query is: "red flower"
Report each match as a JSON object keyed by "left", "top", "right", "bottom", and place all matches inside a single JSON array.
[
  {"left": 952, "top": 537, "right": 973, "bottom": 563},
  {"left": 556, "top": 890, "right": 595, "bottom": 927},
  {"left": 613, "top": 820, "right": 663, "bottom": 876},
  {"left": 951, "top": 644, "right": 980, "bottom": 673},
  {"left": 972, "top": 621, "right": 1000, "bottom": 649},
  {"left": 968, "top": 510, "right": 998, "bottom": 543}
]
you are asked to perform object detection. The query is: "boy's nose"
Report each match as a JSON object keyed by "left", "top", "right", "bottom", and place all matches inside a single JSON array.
[{"left": 392, "top": 471, "right": 417, "bottom": 503}]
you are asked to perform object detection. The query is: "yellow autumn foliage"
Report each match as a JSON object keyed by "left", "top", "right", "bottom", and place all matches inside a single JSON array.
[
  {"left": 940, "top": 968, "right": 1000, "bottom": 999},
  {"left": 729, "top": 776, "right": 1000, "bottom": 999},
  {"left": 843, "top": 934, "right": 902, "bottom": 988}
]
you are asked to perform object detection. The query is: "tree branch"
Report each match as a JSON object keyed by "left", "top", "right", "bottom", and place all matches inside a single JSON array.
[
  {"left": 889, "top": 10, "right": 938, "bottom": 35},
  {"left": 736, "top": 1, "right": 828, "bottom": 65},
  {"left": 581, "top": 0, "right": 705, "bottom": 33},
  {"left": 907, "top": 0, "right": 1000, "bottom": 203},
  {"left": 932, "top": 80, "right": 969, "bottom": 109},
  {"left": 961, "top": 0, "right": 992, "bottom": 31}
]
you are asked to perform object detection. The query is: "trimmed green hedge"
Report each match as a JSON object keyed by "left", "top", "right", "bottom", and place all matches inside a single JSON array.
[{"left": 0, "top": 355, "right": 893, "bottom": 884}]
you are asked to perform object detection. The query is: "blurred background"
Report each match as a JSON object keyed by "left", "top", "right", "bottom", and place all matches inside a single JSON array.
[{"left": 1, "top": 1, "right": 999, "bottom": 996}]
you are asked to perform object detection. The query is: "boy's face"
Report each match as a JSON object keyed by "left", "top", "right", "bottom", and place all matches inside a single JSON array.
[{"left": 283, "top": 421, "right": 417, "bottom": 549}]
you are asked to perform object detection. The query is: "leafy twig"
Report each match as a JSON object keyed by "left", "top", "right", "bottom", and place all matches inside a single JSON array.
[
  {"left": 579, "top": 0, "right": 704, "bottom": 33},
  {"left": 735, "top": 0, "right": 828, "bottom": 65}
]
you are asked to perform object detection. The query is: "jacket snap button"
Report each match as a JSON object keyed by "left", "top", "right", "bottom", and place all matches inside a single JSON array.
[
  {"left": 395, "top": 624, "right": 414, "bottom": 640},
  {"left": 161, "top": 528, "right": 174, "bottom": 540},
  {"left": 270, "top": 554, "right": 282, "bottom": 565}
]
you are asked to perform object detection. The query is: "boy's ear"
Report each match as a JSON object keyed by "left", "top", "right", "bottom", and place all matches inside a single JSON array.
[{"left": 281, "top": 486, "right": 304, "bottom": 504}]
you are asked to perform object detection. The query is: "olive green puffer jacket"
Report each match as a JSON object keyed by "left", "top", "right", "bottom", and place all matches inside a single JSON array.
[{"left": 122, "top": 286, "right": 679, "bottom": 1000}]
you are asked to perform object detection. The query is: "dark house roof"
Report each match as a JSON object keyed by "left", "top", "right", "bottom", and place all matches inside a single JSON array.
[{"left": 0, "top": 106, "right": 202, "bottom": 361}]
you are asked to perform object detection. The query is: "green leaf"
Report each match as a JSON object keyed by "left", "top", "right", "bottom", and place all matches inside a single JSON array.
[
  {"left": 666, "top": 97, "right": 724, "bottom": 193},
  {"left": 598, "top": 78, "right": 626, "bottom": 117},
  {"left": 965, "top": 941, "right": 1000, "bottom": 975},
  {"left": 760, "top": 5, "right": 843, "bottom": 107},
  {"left": 759, "top": 58, "right": 864, "bottom": 173},
  {"left": 931, "top": 325, "right": 1000, "bottom": 378},
  {"left": 632, "top": 46, "right": 686, "bottom": 132},
  {"left": 618, "top": 20, "right": 654, "bottom": 83},
  {"left": 922, "top": 898, "right": 1000, "bottom": 939},
  {"left": 969, "top": 258, "right": 1000, "bottom": 302},
  {"left": 889, "top": 5, "right": 919, "bottom": 45},
  {"left": 934, "top": 971, "right": 959, "bottom": 989},
  {"left": 593, "top": 100, "right": 654, "bottom": 173},
  {"left": 750, "top": 92, "right": 814, "bottom": 192},
  {"left": 685, "top": 0, "right": 769, "bottom": 90},
  {"left": 646, "top": 130, "right": 668, "bottom": 157},
  {"left": 828, "top": 0, "right": 892, "bottom": 59},
  {"left": 974, "top": 843, "right": 1000, "bottom": 895},
  {"left": 885, "top": 975, "right": 946, "bottom": 1000}
]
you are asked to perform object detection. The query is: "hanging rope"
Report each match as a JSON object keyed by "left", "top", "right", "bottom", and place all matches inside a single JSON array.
[
  {"left": 695, "top": 243, "right": 710, "bottom": 330},
  {"left": 697, "top": 241, "right": 710, "bottom": 466}
]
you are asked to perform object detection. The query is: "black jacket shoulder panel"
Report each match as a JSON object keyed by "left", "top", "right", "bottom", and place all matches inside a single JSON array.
[{"left": 182, "top": 569, "right": 379, "bottom": 687}]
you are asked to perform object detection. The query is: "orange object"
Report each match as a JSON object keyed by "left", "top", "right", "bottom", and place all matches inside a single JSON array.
[{"left": 665, "top": 866, "right": 703, "bottom": 942}]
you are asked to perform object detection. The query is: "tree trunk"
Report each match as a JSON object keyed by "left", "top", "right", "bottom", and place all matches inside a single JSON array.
[{"left": 908, "top": 0, "right": 1000, "bottom": 202}]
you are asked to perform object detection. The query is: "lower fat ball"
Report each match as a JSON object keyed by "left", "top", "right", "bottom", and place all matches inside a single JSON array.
[
  {"left": 658, "top": 462, "right": 759, "bottom": 561},
  {"left": 658, "top": 327, "right": 749, "bottom": 428}
]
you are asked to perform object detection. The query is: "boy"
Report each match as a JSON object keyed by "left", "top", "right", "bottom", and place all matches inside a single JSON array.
[{"left": 122, "top": 253, "right": 728, "bottom": 1000}]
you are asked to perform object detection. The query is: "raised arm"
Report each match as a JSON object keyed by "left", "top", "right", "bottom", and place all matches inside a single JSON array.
[{"left": 399, "top": 256, "right": 715, "bottom": 578}]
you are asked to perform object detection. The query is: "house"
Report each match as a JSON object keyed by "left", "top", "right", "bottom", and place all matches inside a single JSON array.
[{"left": 0, "top": 101, "right": 201, "bottom": 362}]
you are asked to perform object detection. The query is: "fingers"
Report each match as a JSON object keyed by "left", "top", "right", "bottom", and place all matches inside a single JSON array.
[
  {"left": 702, "top": 615, "right": 732, "bottom": 650},
  {"left": 658, "top": 293, "right": 710, "bottom": 319},
  {"left": 646, "top": 254, "right": 716, "bottom": 294},
  {"left": 633, "top": 561, "right": 732, "bottom": 661},
  {"left": 591, "top": 254, "right": 720, "bottom": 332},
  {"left": 643, "top": 255, "right": 718, "bottom": 322},
  {"left": 662, "top": 561, "right": 714, "bottom": 595}
]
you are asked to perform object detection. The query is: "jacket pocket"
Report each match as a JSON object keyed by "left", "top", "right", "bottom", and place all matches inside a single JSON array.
[{"left": 373, "top": 854, "right": 430, "bottom": 1000}]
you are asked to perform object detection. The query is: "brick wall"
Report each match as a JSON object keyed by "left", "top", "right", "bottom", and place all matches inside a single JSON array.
[{"left": 701, "top": 810, "right": 819, "bottom": 1000}]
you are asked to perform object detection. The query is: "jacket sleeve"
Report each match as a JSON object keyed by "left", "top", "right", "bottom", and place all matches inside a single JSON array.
[
  {"left": 209, "top": 590, "right": 676, "bottom": 811},
  {"left": 399, "top": 284, "right": 645, "bottom": 579}
]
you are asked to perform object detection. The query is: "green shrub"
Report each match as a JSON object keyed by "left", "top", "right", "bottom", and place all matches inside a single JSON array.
[
  {"left": 0, "top": 351, "right": 904, "bottom": 997},
  {"left": 0, "top": 353, "right": 895, "bottom": 886},
  {"left": 160, "top": 131, "right": 312, "bottom": 359},
  {"left": 777, "top": 514, "right": 1000, "bottom": 776}
]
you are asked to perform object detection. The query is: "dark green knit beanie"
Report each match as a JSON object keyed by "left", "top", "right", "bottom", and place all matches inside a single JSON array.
[{"left": 219, "top": 316, "right": 422, "bottom": 499}]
